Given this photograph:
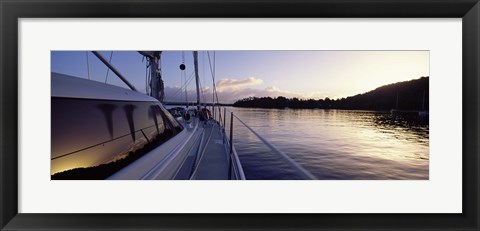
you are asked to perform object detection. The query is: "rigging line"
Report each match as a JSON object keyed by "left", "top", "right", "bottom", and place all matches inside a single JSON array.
[
  {"left": 198, "top": 76, "right": 206, "bottom": 106},
  {"left": 182, "top": 51, "right": 188, "bottom": 105},
  {"left": 202, "top": 51, "right": 206, "bottom": 103},
  {"left": 169, "top": 71, "right": 195, "bottom": 101},
  {"left": 180, "top": 63, "right": 186, "bottom": 104},
  {"left": 145, "top": 57, "right": 149, "bottom": 95},
  {"left": 210, "top": 52, "right": 214, "bottom": 106},
  {"left": 86, "top": 51, "right": 90, "bottom": 80},
  {"left": 213, "top": 51, "right": 216, "bottom": 92},
  {"left": 214, "top": 51, "right": 218, "bottom": 104},
  {"left": 185, "top": 76, "right": 188, "bottom": 105},
  {"left": 180, "top": 61, "right": 183, "bottom": 103},
  {"left": 206, "top": 52, "right": 216, "bottom": 101},
  {"left": 207, "top": 51, "right": 218, "bottom": 103},
  {"left": 207, "top": 51, "right": 220, "bottom": 105},
  {"left": 147, "top": 58, "right": 152, "bottom": 96},
  {"left": 184, "top": 70, "right": 188, "bottom": 105},
  {"left": 179, "top": 67, "right": 183, "bottom": 102},
  {"left": 195, "top": 59, "right": 206, "bottom": 106},
  {"left": 182, "top": 71, "right": 195, "bottom": 98},
  {"left": 171, "top": 70, "right": 194, "bottom": 97},
  {"left": 159, "top": 55, "right": 165, "bottom": 103},
  {"left": 104, "top": 51, "right": 114, "bottom": 83}
]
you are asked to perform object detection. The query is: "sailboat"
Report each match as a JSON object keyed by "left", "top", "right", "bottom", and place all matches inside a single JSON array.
[
  {"left": 51, "top": 51, "right": 314, "bottom": 180},
  {"left": 390, "top": 91, "right": 400, "bottom": 114},
  {"left": 390, "top": 90, "right": 429, "bottom": 116},
  {"left": 418, "top": 90, "right": 428, "bottom": 117}
]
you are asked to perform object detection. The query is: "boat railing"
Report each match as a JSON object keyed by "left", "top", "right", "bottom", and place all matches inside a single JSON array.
[
  {"left": 169, "top": 105, "right": 242, "bottom": 179},
  {"left": 213, "top": 106, "right": 316, "bottom": 180},
  {"left": 211, "top": 106, "right": 246, "bottom": 180}
]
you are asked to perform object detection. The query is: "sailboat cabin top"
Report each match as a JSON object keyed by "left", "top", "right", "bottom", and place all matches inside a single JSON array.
[{"left": 52, "top": 72, "right": 157, "bottom": 102}]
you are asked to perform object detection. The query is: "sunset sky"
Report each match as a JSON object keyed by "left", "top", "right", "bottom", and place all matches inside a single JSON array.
[{"left": 51, "top": 51, "right": 429, "bottom": 103}]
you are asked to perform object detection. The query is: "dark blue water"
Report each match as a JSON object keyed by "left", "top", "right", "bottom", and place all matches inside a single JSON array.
[{"left": 223, "top": 108, "right": 429, "bottom": 180}]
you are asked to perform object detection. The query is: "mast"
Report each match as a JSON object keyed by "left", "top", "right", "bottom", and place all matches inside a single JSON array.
[
  {"left": 193, "top": 51, "right": 201, "bottom": 109},
  {"left": 150, "top": 54, "right": 162, "bottom": 101},
  {"left": 138, "top": 51, "right": 163, "bottom": 102}
]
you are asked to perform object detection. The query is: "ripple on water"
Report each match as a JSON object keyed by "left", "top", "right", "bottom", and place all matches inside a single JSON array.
[{"left": 228, "top": 108, "right": 429, "bottom": 180}]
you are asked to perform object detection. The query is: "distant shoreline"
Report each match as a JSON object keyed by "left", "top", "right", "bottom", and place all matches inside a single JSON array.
[
  {"left": 230, "top": 107, "right": 428, "bottom": 114},
  {"left": 233, "top": 76, "right": 429, "bottom": 111},
  {"left": 164, "top": 102, "right": 233, "bottom": 107}
]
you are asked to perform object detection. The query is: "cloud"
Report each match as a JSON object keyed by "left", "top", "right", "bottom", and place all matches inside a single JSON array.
[
  {"left": 304, "top": 91, "right": 333, "bottom": 100},
  {"left": 213, "top": 86, "right": 305, "bottom": 104},
  {"left": 216, "top": 77, "right": 263, "bottom": 92},
  {"left": 163, "top": 76, "right": 331, "bottom": 104},
  {"left": 265, "top": 86, "right": 278, "bottom": 92}
]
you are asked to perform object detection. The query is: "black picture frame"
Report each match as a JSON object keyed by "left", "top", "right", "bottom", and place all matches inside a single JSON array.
[{"left": 1, "top": 0, "right": 479, "bottom": 230}]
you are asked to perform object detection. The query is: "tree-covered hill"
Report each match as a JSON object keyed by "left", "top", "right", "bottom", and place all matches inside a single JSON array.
[{"left": 233, "top": 76, "right": 429, "bottom": 111}]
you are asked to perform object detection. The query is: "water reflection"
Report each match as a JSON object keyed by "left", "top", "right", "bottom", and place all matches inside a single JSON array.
[{"left": 227, "top": 108, "right": 429, "bottom": 180}]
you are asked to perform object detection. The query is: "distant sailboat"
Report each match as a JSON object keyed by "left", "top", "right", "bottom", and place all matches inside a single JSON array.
[
  {"left": 390, "top": 89, "right": 428, "bottom": 116},
  {"left": 390, "top": 91, "right": 400, "bottom": 114},
  {"left": 418, "top": 90, "right": 428, "bottom": 117}
]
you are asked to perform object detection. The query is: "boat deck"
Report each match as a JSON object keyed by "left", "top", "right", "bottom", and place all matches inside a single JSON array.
[
  {"left": 191, "top": 122, "right": 229, "bottom": 180},
  {"left": 109, "top": 116, "right": 236, "bottom": 180}
]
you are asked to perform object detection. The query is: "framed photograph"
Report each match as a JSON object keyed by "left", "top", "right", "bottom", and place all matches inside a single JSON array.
[{"left": 1, "top": 0, "right": 479, "bottom": 230}]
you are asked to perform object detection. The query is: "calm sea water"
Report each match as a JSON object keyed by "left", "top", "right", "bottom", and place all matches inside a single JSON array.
[{"left": 222, "top": 107, "right": 429, "bottom": 180}]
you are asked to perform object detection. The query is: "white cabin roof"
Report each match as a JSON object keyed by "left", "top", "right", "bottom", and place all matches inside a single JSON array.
[{"left": 51, "top": 72, "right": 157, "bottom": 102}]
